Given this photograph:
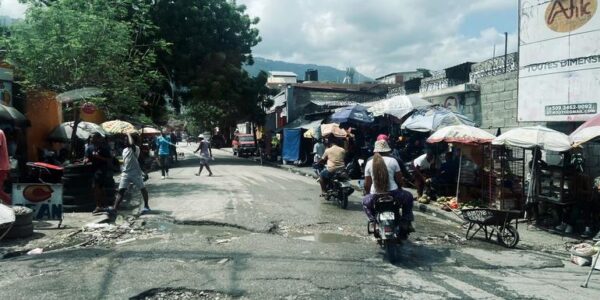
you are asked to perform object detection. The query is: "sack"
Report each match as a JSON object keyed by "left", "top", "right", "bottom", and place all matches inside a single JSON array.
[{"left": 571, "top": 254, "right": 591, "bottom": 266}]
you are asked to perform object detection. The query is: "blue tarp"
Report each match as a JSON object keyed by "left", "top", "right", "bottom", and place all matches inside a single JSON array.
[{"left": 283, "top": 128, "right": 301, "bottom": 162}]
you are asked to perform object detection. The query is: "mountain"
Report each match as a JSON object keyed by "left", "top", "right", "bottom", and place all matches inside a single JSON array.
[{"left": 244, "top": 57, "right": 372, "bottom": 83}]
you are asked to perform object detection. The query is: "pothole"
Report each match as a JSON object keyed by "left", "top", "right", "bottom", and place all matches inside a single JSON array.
[{"left": 130, "top": 288, "right": 234, "bottom": 300}]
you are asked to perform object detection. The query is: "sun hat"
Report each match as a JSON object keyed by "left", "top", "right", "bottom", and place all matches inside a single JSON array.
[
  {"left": 376, "top": 134, "right": 389, "bottom": 141},
  {"left": 373, "top": 140, "right": 392, "bottom": 153},
  {"left": 198, "top": 134, "right": 205, "bottom": 139}
]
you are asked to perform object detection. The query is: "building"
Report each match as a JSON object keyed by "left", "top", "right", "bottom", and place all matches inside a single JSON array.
[
  {"left": 375, "top": 70, "right": 429, "bottom": 85},
  {"left": 267, "top": 71, "right": 298, "bottom": 84}
]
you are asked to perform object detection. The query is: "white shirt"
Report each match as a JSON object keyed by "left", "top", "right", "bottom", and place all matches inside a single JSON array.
[
  {"left": 121, "top": 146, "right": 141, "bottom": 175},
  {"left": 413, "top": 154, "right": 432, "bottom": 170},
  {"left": 364, "top": 156, "right": 400, "bottom": 194}
]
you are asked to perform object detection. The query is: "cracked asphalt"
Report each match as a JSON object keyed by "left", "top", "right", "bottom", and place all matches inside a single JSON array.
[{"left": 1, "top": 144, "right": 599, "bottom": 299}]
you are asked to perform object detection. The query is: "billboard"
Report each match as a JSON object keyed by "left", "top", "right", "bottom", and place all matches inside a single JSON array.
[
  {"left": 519, "top": 0, "right": 600, "bottom": 122},
  {"left": 12, "top": 184, "right": 63, "bottom": 220}
]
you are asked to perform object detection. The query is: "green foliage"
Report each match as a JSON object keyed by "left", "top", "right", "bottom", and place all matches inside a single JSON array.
[
  {"left": 5, "top": 0, "right": 166, "bottom": 118},
  {"left": 8, "top": 0, "right": 269, "bottom": 128},
  {"left": 151, "top": 0, "right": 262, "bottom": 127}
]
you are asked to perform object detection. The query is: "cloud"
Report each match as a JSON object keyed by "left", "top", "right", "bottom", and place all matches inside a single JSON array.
[
  {"left": 239, "top": 0, "right": 518, "bottom": 78},
  {"left": 0, "top": 0, "right": 28, "bottom": 19}
]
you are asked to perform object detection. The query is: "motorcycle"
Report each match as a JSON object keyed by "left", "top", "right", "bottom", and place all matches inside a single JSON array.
[
  {"left": 367, "top": 194, "right": 410, "bottom": 263},
  {"left": 322, "top": 169, "right": 355, "bottom": 209}
]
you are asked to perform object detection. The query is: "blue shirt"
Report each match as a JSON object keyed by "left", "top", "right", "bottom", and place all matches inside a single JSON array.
[{"left": 156, "top": 136, "right": 171, "bottom": 156}]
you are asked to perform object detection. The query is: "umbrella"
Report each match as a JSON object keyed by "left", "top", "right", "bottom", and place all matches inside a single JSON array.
[
  {"left": 427, "top": 125, "right": 496, "bottom": 145},
  {"left": 101, "top": 120, "right": 137, "bottom": 135},
  {"left": 330, "top": 104, "right": 374, "bottom": 124},
  {"left": 140, "top": 127, "right": 161, "bottom": 135},
  {"left": 368, "top": 95, "right": 432, "bottom": 119},
  {"left": 321, "top": 123, "right": 348, "bottom": 138},
  {"left": 570, "top": 114, "right": 600, "bottom": 146},
  {"left": 427, "top": 125, "right": 496, "bottom": 203},
  {"left": 0, "top": 104, "right": 28, "bottom": 127},
  {"left": 492, "top": 126, "right": 571, "bottom": 152},
  {"left": 56, "top": 87, "right": 103, "bottom": 103},
  {"left": 401, "top": 106, "right": 475, "bottom": 132},
  {"left": 48, "top": 121, "right": 107, "bottom": 142}
]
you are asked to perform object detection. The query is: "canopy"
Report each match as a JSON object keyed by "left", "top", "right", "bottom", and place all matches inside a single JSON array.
[
  {"left": 569, "top": 114, "right": 600, "bottom": 146},
  {"left": 427, "top": 125, "right": 496, "bottom": 145},
  {"left": 0, "top": 104, "right": 28, "bottom": 127},
  {"left": 101, "top": 120, "right": 137, "bottom": 135},
  {"left": 401, "top": 106, "right": 475, "bottom": 132},
  {"left": 330, "top": 104, "right": 374, "bottom": 124},
  {"left": 48, "top": 121, "right": 107, "bottom": 142},
  {"left": 320, "top": 123, "right": 348, "bottom": 138},
  {"left": 57, "top": 87, "right": 103, "bottom": 103},
  {"left": 492, "top": 126, "right": 571, "bottom": 152},
  {"left": 368, "top": 95, "right": 431, "bottom": 119}
]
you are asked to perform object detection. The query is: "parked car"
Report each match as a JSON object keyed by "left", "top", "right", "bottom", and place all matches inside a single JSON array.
[{"left": 232, "top": 134, "right": 256, "bottom": 157}]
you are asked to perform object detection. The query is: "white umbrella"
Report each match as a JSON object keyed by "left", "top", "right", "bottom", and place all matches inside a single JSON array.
[
  {"left": 368, "top": 95, "right": 432, "bottom": 119},
  {"left": 492, "top": 126, "right": 571, "bottom": 152},
  {"left": 0, "top": 203, "right": 15, "bottom": 241},
  {"left": 427, "top": 125, "right": 495, "bottom": 203}
]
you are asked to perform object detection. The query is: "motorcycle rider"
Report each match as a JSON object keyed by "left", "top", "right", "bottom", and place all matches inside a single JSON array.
[
  {"left": 318, "top": 138, "right": 346, "bottom": 196},
  {"left": 362, "top": 140, "right": 414, "bottom": 232}
]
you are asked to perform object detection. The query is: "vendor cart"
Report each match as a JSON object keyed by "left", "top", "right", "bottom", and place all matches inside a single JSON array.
[{"left": 461, "top": 208, "right": 521, "bottom": 248}]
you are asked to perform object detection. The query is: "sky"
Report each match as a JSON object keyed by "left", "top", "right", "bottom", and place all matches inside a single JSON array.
[{"left": 0, "top": 0, "right": 519, "bottom": 78}]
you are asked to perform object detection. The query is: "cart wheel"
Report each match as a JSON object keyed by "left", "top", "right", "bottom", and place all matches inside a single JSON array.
[{"left": 498, "top": 225, "right": 520, "bottom": 248}]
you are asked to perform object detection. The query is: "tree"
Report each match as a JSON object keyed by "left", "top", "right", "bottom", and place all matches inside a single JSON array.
[
  {"left": 151, "top": 0, "right": 261, "bottom": 127},
  {"left": 5, "top": 0, "right": 166, "bottom": 118}
]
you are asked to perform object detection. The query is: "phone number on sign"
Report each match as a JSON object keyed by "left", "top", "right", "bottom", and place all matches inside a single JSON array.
[{"left": 545, "top": 103, "right": 597, "bottom": 116}]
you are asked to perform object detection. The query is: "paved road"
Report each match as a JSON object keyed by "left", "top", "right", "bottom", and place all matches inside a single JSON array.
[{"left": 0, "top": 144, "right": 598, "bottom": 299}]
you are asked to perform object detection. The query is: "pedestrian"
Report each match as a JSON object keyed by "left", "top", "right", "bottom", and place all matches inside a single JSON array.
[
  {"left": 109, "top": 133, "right": 150, "bottom": 215},
  {"left": 0, "top": 129, "right": 11, "bottom": 205},
  {"left": 412, "top": 151, "right": 436, "bottom": 198},
  {"left": 156, "top": 130, "right": 174, "bottom": 179},
  {"left": 193, "top": 135, "right": 213, "bottom": 176},
  {"left": 84, "top": 133, "right": 113, "bottom": 214}
]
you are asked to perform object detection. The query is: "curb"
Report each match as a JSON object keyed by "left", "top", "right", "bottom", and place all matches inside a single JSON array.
[{"left": 219, "top": 148, "right": 465, "bottom": 226}]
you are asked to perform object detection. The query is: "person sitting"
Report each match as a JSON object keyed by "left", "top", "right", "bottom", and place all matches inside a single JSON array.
[
  {"left": 437, "top": 152, "right": 459, "bottom": 185},
  {"left": 412, "top": 151, "right": 436, "bottom": 198},
  {"left": 362, "top": 140, "right": 414, "bottom": 231},
  {"left": 318, "top": 138, "right": 346, "bottom": 196}
]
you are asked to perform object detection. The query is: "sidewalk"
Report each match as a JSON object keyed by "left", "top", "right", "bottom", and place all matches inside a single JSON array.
[{"left": 219, "top": 147, "right": 585, "bottom": 254}]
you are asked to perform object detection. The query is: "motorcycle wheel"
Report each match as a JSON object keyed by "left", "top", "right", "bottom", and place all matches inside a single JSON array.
[{"left": 384, "top": 241, "right": 397, "bottom": 263}]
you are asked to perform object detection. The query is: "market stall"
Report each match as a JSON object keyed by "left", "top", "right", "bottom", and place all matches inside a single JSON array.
[
  {"left": 426, "top": 124, "right": 496, "bottom": 203},
  {"left": 492, "top": 126, "right": 574, "bottom": 228}
]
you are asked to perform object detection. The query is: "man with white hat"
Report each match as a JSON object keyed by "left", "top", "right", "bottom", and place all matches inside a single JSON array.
[{"left": 193, "top": 134, "right": 213, "bottom": 176}]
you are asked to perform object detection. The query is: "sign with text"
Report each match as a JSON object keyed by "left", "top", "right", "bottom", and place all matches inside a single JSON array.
[
  {"left": 12, "top": 184, "right": 63, "bottom": 220},
  {"left": 519, "top": 0, "right": 600, "bottom": 121}
]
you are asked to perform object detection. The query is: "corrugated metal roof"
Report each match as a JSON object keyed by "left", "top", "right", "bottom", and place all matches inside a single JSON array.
[{"left": 269, "top": 71, "right": 298, "bottom": 77}]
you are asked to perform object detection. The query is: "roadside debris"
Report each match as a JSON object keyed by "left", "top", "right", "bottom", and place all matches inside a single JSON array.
[{"left": 26, "top": 248, "right": 44, "bottom": 255}]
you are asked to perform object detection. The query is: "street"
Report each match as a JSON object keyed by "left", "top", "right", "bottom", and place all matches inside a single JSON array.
[{"left": 0, "top": 144, "right": 598, "bottom": 300}]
